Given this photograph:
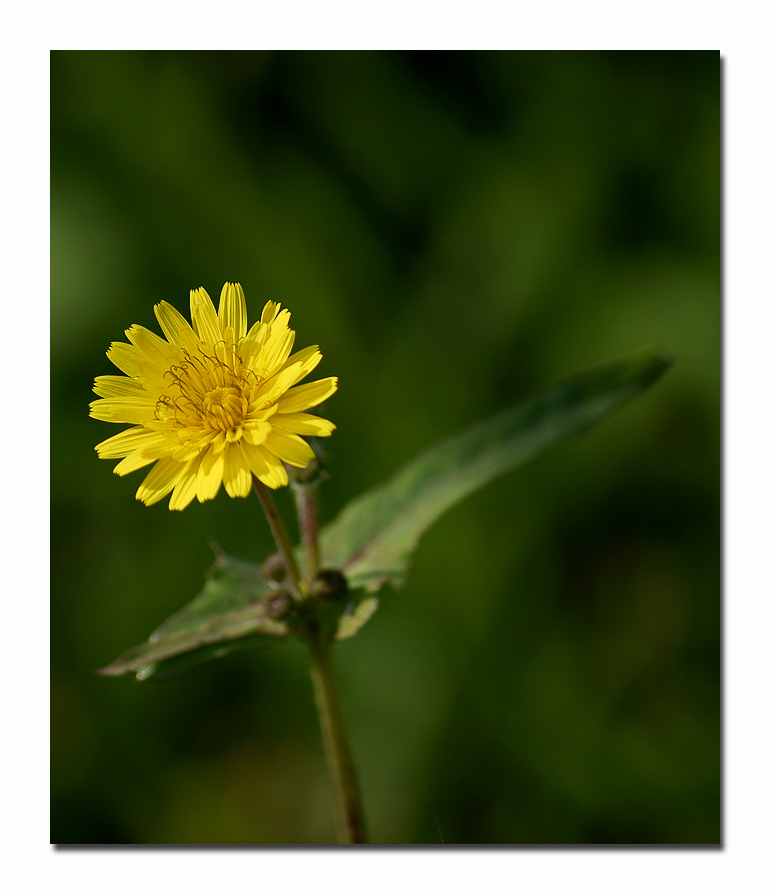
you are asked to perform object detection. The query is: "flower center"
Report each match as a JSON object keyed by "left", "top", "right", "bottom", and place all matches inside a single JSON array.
[
  {"left": 201, "top": 385, "right": 246, "bottom": 431},
  {"left": 155, "top": 346, "right": 255, "bottom": 433}
]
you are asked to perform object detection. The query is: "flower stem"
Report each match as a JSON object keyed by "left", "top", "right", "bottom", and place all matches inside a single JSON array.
[
  {"left": 255, "top": 473, "right": 365, "bottom": 843},
  {"left": 291, "top": 481, "right": 321, "bottom": 582},
  {"left": 307, "top": 630, "right": 366, "bottom": 844},
  {"left": 252, "top": 476, "right": 306, "bottom": 597}
]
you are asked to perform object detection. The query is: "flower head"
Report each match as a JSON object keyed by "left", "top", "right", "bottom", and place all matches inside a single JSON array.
[{"left": 90, "top": 283, "right": 337, "bottom": 510}]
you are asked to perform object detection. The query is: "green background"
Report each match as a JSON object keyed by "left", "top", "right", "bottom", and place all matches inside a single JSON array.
[{"left": 51, "top": 50, "right": 720, "bottom": 845}]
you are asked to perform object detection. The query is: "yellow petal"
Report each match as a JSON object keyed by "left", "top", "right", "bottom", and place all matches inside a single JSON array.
[
  {"left": 93, "top": 376, "right": 147, "bottom": 399},
  {"left": 106, "top": 342, "right": 143, "bottom": 377},
  {"left": 223, "top": 443, "right": 253, "bottom": 498},
  {"left": 154, "top": 301, "right": 199, "bottom": 352},
  {"left": 218, "top": 283, "right": 248, "bottom": 341},
  {"left": 211, "top": 431, "right": 229, "bottom": 454},
  {"left": 255, "top": 365, "right": 303, "bottom": 406},
  {"left": 260, "top": 301, "right": 281, "bottom": 326},
  {"left": 241, "top": 442, "right": 288, "bottom": 489},
  {"left": 190, "top": 288, "right": 221, "bottom": 347},
  {"left": 195, "top": 446, "right": 225, "bottom": 503},
  {"left": 136, "top": 457, "right": 186, "bottom": 506},
  {"left": 123, "top": 325, "right": 184, "bottom": 390},
  {"left": 95, "top": 427, "right": 169, "bottom": 460},
  {"left": 269, "top": 308, "right": 292, "bottom": 333},
  {"left": 172, "top": 441, "right": 203, "bottom": 463},
  {"left": 89, "top": 397, "right": 157, "bottom": 424},
  {"left": 280, "top": 345, "right": 322, "bottom": 376},
  {"left": 114, "top": 449, "right": 160, "bottom": 476},
  {"left": 125, "top": 324, "right": 173, "bottom": 362},
  {"left": 242, "top": 318, "right": 265, "bottom": 344},
  {"left": 257, "top": 350, "right": 322, "bottom": 405},
  {"left": 258, "top": 326, "right": 296, "bottom": 377},
  {"left": 276, "top": 377, "right": 338, "bottom": 414},
  {"left": 264, "top": 429, "right": 315, "bottom": 468},
  {"left": 169, "top": 458, "right": 200, "bottom": 510},
  {"left": 113, "top": 433, "right": 176, "bottom": 473},
  {"left": 271, "top": 412, "right": 336, "bottom": 437},
  {"left": 243, "top": 421, "right": 271, "bottom": 446}
]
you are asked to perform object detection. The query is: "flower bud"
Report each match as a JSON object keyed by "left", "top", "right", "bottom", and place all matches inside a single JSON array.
[
  {"left": 287, "top": 437, "right": 330, "bottom": 486},
  {"left": 313, "top": 569, "right": 348, "bottom": 604},
  {"left": 286, "top": 456, "right": 321, "bottom": 485},
  {"left": 261, "top": 552, "right": 286, "bottom": 583},
  {"left": 266, "top": 589, "right": 293, "bottom": 621}
]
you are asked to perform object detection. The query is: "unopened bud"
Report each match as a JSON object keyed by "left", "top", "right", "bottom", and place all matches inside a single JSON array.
[
  {"left": 313, "top": 569, "right": 348, "bottom": 604},
  {"left": 286, "top": 456, "right": 321, "bottom": 485},
  {"left": 266, "top": 590, "right": 293, "bottom": 620},
  {"left": 261, "top": 553, "right": 286, "bottom": 583}
]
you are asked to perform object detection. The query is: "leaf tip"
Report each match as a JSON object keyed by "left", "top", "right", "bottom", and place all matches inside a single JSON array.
[{"left": 94, "top": 663, "right": 122, "bottom": 677}]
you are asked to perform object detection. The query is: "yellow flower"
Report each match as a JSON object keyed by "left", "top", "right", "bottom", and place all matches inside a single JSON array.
[{"left": 90, "top": 283, "right": 337, "bottom": 510}]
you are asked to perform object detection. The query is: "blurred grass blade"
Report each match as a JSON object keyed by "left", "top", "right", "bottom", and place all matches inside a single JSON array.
[
  {"left": 322, "top": 350, "right": 671, "bottom": 604},
  {"left": 97, "top": 548, "right": 288, "bottom": 680}
]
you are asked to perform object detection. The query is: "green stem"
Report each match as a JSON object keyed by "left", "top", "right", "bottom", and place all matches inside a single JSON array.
[
  {"left": 291, "top": 481, "right": 321, "bottom": 582},
  {"left": 252, "top": 476, "right": 306, "bottom": 597},
  {"left": 307, "top": 631, "right": 366, "bottom": 844},
  {"left": 255, "top": 473, "right": 365, "bottom": 843}
]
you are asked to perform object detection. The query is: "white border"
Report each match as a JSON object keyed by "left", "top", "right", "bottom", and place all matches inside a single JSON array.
[{"left": 5, "top": 2, "right": 769, "bottom": 891}]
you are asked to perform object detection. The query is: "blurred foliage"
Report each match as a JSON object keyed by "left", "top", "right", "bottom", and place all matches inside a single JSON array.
[{"left": 51, "top": 50, "right": 719, "bottom": 845}]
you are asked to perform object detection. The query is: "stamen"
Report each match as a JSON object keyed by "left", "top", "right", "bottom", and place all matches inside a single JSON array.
[{"left": 155, "top": 343, "right": 256, "bottom": 435}]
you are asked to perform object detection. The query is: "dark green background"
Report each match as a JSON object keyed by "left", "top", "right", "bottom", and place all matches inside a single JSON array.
[{"left": 51, "top": 51, "right": 720, "bottom": 845}]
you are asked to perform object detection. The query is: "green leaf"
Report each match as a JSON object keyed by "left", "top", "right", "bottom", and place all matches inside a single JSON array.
[
  {"left": 97, "top": 547, "right": 288, "bottom": 680},
  {"left": 336, "top": 597, "right": 380, "bottom": 641},
  {"left": 133, "top": 634, "right": 276, "bottom": 682},
  {"left": 322, "top": 350, "right": 671, "bottom": 601}
]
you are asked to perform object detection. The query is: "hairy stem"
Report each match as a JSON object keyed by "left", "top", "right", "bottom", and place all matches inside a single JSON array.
[
  {"left": 255, "top": 474, "right": 365, "bottom": 843},
  {"left": 307, "top": 631, "right": 366, "bottom": 844},
  {"left": 252, "top": 476, "right": 306, "bottom": 597},
  {"left": 292, "top": 481, "right": 321, "bottom": 582}
]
